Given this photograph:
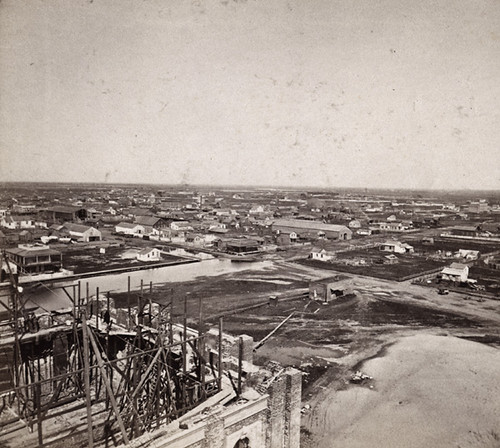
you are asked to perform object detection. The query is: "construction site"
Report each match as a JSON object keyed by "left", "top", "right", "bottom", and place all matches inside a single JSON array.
[{"left": 0, "top": 253, "right": 302, "bottom": 448}]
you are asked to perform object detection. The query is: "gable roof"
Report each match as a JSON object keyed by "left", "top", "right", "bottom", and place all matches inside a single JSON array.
[
  {"left": 63, "top": 222, "right": 97, "bottom": 233},
  {"left": 451, "top": 226, "right": 479, "bottom": 232},
  {"left": 449, "top": 262, "right": 468, "bottom": 270},
  {"left": 116, "top": 222, "right": 141, "bottom": 229},
  {"left": 137, "top": 247, "right": 159, "bottom": 255},
  {"left": 47, "top": 205, "right": 85, "bottom": 213},
  {"left": 135, "top": 216, "right": 162, "bottom": 226}
]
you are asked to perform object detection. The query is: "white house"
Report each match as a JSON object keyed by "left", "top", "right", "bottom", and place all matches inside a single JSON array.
[
  {"left": 309, "top": 248, "right": 335, "bottom": 262},
  {"left": 170, "top": 221, "right": 194, "bottom": 232},
  {"left": 379, "top": 241, "right": 414, "bottom": 254},
  {"left": 441, "top": 263, "right": 469, "bottom": 283},
  {"left": 136, "top": 247, "right": 162, "bottom": 262},
  {"left": 63, "top": 223, "right": 102, "bottom": 242},
  {"left": 115, "top": 222, "right": 145, "bottom": 236},
  {"left": 457, "top": 249, "right": 480, "bottom": 261},
  {"left": 379, "top": 222, "right": 412, "bottom": 232},
  {"left": 249, "top": 205, "right": 265, "bottom": 215},
  {"left": 1, "top": 215, "right": 35, "bottom": 229}
]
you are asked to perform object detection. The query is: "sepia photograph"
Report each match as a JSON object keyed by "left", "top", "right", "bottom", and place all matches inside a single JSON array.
[{"left": 0, "top": 1, "right": 499, "bottom": 447}]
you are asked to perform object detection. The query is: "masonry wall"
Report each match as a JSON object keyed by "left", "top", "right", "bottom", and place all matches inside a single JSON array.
[{"left": 127, "top": 370, "right": 302, "bottom": 448}]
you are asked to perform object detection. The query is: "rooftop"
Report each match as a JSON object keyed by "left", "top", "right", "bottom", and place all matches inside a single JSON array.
[{"left": 272, "top": 219, "right": 350, "bottom": 232}]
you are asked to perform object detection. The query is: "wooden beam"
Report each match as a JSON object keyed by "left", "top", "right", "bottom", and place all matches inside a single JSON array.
[
  {"left": 130, "top": 347, "right": 163, "bottom": 400},
  {"left": 218, "top": 317, "right": 223, "bottom": 391},
  {"left": 238, "top": 337, "right": 243, "bottom": 395},
  {"left": 254, "top": 311, "right": 295, "bottom": 351},
  {"left": 86, "top": 322, "right": 130, "bottom": 445},
  {"left": 81, "top": 316, "right": 94, "bottom": 448}
]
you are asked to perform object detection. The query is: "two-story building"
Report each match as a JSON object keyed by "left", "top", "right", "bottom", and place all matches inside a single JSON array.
[{"left": 5, "top": 244, "right": 62, "bottom": 274}]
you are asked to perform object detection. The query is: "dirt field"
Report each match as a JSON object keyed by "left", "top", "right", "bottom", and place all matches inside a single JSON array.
[
  {"left": 304, "top": 334, "right": 500, "bottom": 448},
  {"left": 112, "top": 259, "right": 500, "bottom": 447},
  {"left": 298, "top": 253, "right": 446, "bottom": 281}
]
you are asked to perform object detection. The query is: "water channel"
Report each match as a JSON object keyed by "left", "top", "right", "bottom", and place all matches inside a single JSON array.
[{"left": 23, "top": 258, "right": 274, "bottom": 312}]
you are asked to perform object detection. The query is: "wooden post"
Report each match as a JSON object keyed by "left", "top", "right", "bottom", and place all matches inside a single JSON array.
[
  {"left": 169, "top": 290, "right": 174, "bottom": 345},
  {"left": 81, "top": 315, "right": 94, "bottom": 448},
  {"left": 198, "top": 297, "right": 205, "bottom": 398},
  {"left": 218, "top": 317, "right": 223, "bottom": 391},
  {"left": 87, "top": 322, "right": 130, "bottom": 445},
  {"left": 138, "top": 280, "right": 143, "bottom": 326},
  {"left": 149, "top": 281, "right": 153, "bottom": 326},
  {"left": 96, "top": 287, "right": 99, "bottom": 332},
  {"left": 238, "top": 336, "right": 243, "bottom": 396},
  {"left": 36, "top": 382, "right": 43, "bottom": 446},
  {"left": 86, "top": 282, "right": 90, "bottom": 316},
  {"left": 77, "top": 281, "right": 81, "bottom": 316},
  {"left": 182, "top": 296, "right": 187, "bottom": 406},
  {"left": 127, "top": 276, "right": 131, "bottom": 330}
]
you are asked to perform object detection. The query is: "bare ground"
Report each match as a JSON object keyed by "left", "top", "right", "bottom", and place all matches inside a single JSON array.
[{"left": 113, "top": 259, "right": 500, "bottom": 447}]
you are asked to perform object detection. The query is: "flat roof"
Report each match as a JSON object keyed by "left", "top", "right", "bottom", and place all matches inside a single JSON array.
[
  {"left": 6, "top": 247, "right": 61, "bottom": 257},
  {"left": 272, "top": 219, "right": 350, "bottom": 233}
]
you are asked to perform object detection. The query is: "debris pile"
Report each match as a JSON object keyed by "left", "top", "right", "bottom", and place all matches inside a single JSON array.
[{"left": 350, "top": 370, "right": 373, "bottom": 384}]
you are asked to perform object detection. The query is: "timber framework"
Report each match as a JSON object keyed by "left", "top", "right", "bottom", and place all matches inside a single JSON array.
[{"left": 0, "top": 252, "right": 302, "bottom": 448}]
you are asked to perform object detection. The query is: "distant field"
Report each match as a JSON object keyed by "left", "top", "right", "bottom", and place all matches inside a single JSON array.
[
  {"left": 297, "top": 251, "right": 446, "bottom": 281},
  {"left": 62, "top": 246, "right": 184, "bottom": 274},
  {"left": 410, "top": 238, "right": 500, "bottom": 254}
]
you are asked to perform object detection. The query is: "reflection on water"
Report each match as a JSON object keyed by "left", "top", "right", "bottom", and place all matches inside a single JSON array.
[{"left": 23, "top": 259, "right": 274, "bottom": 311}]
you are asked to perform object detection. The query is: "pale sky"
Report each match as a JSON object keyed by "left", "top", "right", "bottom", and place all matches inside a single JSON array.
[{"left": 1, "top": 0, "right": 499, "bottom": 190}]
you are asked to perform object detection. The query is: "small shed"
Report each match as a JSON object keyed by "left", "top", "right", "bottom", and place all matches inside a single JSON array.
[
  {"left": 19, "top": 230, "right": 33, "bottom": 243},
  {"left": 441, "top": 263, "right": 469, "bottom": 283},
  {"left": 309, "top": 277, "right": 354, "bottom": 303},
  {"left": 384, "top": 254, "right": 399, "bottom": 264}
]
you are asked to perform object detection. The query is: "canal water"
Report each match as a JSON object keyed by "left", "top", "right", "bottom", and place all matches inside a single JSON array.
[{"left": 23, "top": 259, "right": 274, "bottom": 312}]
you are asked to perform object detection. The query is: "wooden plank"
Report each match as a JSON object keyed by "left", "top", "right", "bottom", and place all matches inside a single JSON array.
[{"left": 254, "top": 311, "right": 296, "bottom": 351}]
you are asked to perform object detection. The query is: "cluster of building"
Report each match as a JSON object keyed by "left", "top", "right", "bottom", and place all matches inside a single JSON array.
[{"left": 1, "top": 186, "right": 499, "bottom": 283}]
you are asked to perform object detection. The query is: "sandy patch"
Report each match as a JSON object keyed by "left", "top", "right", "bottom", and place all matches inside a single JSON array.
[{"left": 308, "top": 334, "right": 500, "bottom": 448}]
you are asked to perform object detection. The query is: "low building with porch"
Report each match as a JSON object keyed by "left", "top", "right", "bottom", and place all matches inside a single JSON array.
[
  {"left": 449, "top": 226, "right": 480, "bottom": 238},
  {"left": 5, "top": 244, "right": 62, "bottom": 274},
  {"left": 226, "top": 239, "right": 260, "bottom": 254},
  {"left": 379, "top": 241, "right": 414, "bottom": 254},
  {"left": 271, "top": 219, "right": 352, "bottom": 241}
]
